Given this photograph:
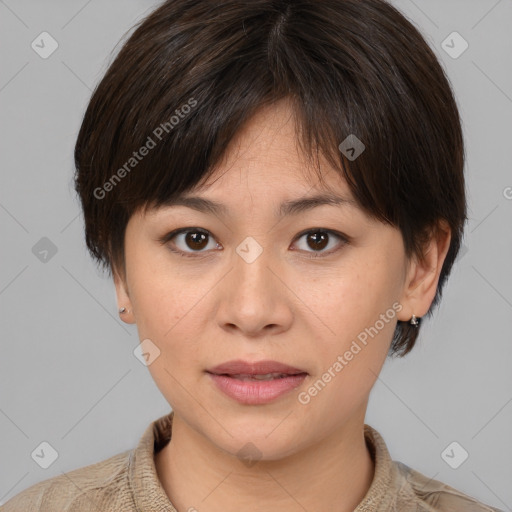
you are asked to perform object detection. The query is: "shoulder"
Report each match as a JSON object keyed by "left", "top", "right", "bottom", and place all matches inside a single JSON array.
[
  {"left": 0, "top": 449, "right": 134, "bottom": 512},
  {"left": 394, "top": 461, "right": 504, "bottom": 512}
]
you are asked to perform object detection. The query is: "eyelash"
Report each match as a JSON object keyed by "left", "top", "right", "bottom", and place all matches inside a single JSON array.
[{"left": 158, "top": 227, "right": 349, "bottom": 259}]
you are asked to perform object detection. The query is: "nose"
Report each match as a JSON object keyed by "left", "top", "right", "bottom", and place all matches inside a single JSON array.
[{"left": 215, "top": 240, "right": 293, "bottom": 338}]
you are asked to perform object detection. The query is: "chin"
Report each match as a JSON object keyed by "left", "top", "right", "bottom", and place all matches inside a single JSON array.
[{"left": 203, "top": 416, "right": 307, "bottom": 463}]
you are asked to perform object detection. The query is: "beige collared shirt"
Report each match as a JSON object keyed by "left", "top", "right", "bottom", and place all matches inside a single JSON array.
[{"left": 0, "top": 411, "right": 503, "bottom": 511}]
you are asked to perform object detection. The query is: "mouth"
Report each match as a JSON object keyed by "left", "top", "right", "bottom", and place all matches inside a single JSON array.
[
  {"left": 212, "top": 372, "right": 307, "bottom": 381},
  {"left": 205, "top": 360, "right": 308, "bottom": 404},
  {"left": 206, "top": 359, "right": 308, "bottom": 378}
]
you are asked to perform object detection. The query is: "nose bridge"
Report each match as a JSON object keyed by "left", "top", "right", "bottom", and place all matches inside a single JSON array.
[
  {"left": 216, "top": 234, "right": 290, "bottom": 335},
  {"left": 233, "top": 235, "right": 274, "bottom": 302}
]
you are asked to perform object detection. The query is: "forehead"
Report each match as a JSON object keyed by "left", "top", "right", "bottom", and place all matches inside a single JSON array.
[
  {"left": 141, "top": 98, "right": 363, "bottom": 222},
  {"left": 189, "top": 99, "right": 353, "bottom": 198}
]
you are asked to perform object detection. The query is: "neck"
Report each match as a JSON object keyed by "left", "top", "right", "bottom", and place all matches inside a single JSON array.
[{"left": 155, "top": 412, "right": 375, "bottom": 512}]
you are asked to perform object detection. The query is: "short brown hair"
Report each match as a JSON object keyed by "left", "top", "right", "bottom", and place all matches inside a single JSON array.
[{"left": 74, "top": 0, "right": 467, "bottom": 357}]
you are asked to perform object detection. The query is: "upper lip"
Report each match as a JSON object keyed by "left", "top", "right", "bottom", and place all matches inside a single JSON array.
[{"left": 206, "top": 359, "right": 308, "bottom": 376}]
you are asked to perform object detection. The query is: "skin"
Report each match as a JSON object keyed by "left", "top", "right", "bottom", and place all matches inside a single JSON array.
[{"left": 114, "top": 98, "right": 451, "bottom": 512}]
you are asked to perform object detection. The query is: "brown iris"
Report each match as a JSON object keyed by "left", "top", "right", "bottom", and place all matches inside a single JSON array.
[
  {"left": 306, "top": 231, "right": 329, "bottom": 251},
  {"left": 185, "top": 231, "right": 209, "bottom": 251}
]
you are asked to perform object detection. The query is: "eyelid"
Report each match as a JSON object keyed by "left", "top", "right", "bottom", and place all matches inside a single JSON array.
[{"left": 158, "top": 227, "right": 350, "bottom": 258}]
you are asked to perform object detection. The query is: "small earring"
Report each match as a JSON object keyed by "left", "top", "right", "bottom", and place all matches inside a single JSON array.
[
  {"left": 119, "top": 307, "right": 127, "bottom": 314},
  {"left": 410, "top": 314, "right": 419, "bottom": 327}
]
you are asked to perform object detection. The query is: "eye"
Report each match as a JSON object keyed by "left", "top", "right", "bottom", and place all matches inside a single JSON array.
[
  {"left": 160, "top": 227, "right": 220, "bottom": 257},
  {"left": 159, "top": 227, "right": 349, "bottom": 259},
  {"left": 291, "top": 228, "right": 348, "bottom": 258}
]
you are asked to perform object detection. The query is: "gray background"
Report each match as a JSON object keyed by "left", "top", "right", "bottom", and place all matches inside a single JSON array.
[{"left": 1, "top": 0, "right": 511, "bottom": 509}]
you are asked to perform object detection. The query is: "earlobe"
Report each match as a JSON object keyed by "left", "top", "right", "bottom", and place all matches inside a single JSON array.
[
  {"left": 397, "top": 220, "right": 451, "bottom": 322},
  {"left": 113, "top": 268, "right": 136, "bottom": 324}
]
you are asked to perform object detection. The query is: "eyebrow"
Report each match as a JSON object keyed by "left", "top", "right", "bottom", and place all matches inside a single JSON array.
[{"left": 160, "top": 193, "right": 358, "bottom": 218}]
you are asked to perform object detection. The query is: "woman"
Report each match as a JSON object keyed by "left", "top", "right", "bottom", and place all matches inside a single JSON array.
[{"left": 1, "top": 0, "right": 503, "bottom": 510}]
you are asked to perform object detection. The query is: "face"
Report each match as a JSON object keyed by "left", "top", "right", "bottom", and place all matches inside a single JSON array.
[{"left": 114, "top": 99, "right": 444, "bottom": 461}]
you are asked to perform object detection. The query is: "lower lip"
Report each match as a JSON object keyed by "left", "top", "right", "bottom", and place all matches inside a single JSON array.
[{"left": 207, "top": 372, "right": 308, "bottom": 405}]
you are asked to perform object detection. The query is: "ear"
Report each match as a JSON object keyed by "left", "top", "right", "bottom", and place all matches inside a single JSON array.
[
  {"left": 113, "top": 266, "right": 136, "bottom": 324},
  {"left": 397, "top": 220, "right": 451, "bottom": 322}
]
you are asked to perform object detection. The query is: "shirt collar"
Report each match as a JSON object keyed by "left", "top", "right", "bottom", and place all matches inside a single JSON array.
[
  {"left": 128, "top": 412, "right": 177, "bottom": 512},
  {"left": 128, "top": 411, "right": 406, "bottom": 512},
  {"left": 356, "top": 424, "right": 401, "bottom": 511}
]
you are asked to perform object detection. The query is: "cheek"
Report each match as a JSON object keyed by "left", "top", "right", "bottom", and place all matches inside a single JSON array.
[
  {"left": 127, "top": 257, "right": 207, "bottom": 406},
  {"left": 125, "top": 245, "right": 213, "bottom": 372},
  {"left": 126, "top": 241, "right": 189, "bottom": 329},
  {"left": 303, "top": 251, "right": 402, "bottom": 376},
  {"left": 305, "top": 256, "right": 399, "bottom": 336}
]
